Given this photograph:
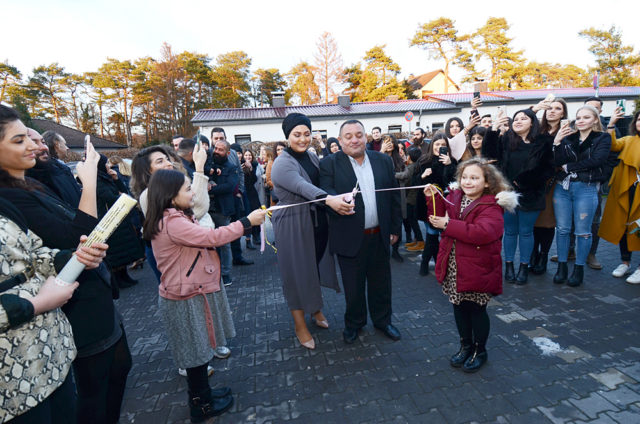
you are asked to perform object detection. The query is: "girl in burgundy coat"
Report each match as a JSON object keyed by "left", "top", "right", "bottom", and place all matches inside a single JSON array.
[{"left": 425, "top": 158, "right": 518, "bottom": 373}]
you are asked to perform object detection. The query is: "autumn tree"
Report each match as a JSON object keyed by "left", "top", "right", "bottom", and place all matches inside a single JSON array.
[
  {"left": 0, "top": 62, "right": 21, "bottom": 103},
  {"left": 345, "top": 45, "right": 407, "bottom": 102},
  {"left": 286, "top": 61, "right": 320, "bottom": 105},
  {"left": 211, "top": 51, "right": 251, "bottom": 108},
  {"left": 252, "top": 68, "right": 288, "bottom": 106},
  {"left": 29, "top": 63, "right": 69, "bottom": 123},
  {"left": 313, "top": 32, "right": 344, "bottom": 103},
  {"left": 83, "top": 72, "right": 110, "bottom": 138},
  {"left": 471, "top": 17, "right": 525, "bottom": 90},
  {"left": 63, "top": 74, "right": 87, "bottom": 129},
  {"left": 94, "top": 59, "right": 137, "bottom": 146},
  {"left": 579, "top": 25, "right": 640, "bottom": 86},
  {"left": 342, "top": 64, "right": 363, "bottom": 100},
  {"left": 410, "top": 17, "right": 464, "bottom": 93}
]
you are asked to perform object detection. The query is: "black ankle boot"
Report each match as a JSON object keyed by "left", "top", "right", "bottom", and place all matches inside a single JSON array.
[
  {"left": 189, "top": 390, "right": 234, "bottom": 423},
  {"left": 462, "top": 343, "right": 488, "bottom": 373},
  {"left": 516, "top": 263, "right": 529, "bottom": 285},
  {"left": 553, "top": 262, "right": 568, "bottom": 284},
  {"left": 419, "top": 259, "right": 429, "bottom": 276},
  {"left": 450, "top": 339, "right": 473, "bottom": 368},
  {"left": 114, "top": 269, "right": 137, "bottom": 288},
  {"left": 121, "top": 269, "right": 138, "bottom": 285},
  {"left": 391, "top": 246, "right": 404, "bottom": 263},
  {"left": 529, "top": 250, "right": 539, "bottom": 271},
  {"left": 505, "top": 262, "right": 516, "bottom": 283},
  {"left": 532, "top": 252, "right": 548, "bottom": 275},
  {"left": 567, "top": 264, "right": 584, "bottom": 287}
]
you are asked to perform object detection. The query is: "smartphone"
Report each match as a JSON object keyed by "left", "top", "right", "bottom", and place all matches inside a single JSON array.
[
  {"left": 617, "top": 99, "right": 626, "bottom": 113},
  {"left": 470, "top": 109, "right": 479, "bottom": 118},
  {"left": 84, "top": 134, "right": 90, "bottom": 159},
  {"left": 439, "top": 146, "right": 448, "bottom": 156},
  {"left": 473, "top": 91, "right": 481, "bottom": 100},
  {"left": 544, "top": 93, "right": 555, "bottom": 103},
  {"left": 560, "top": 119, "right": 569, "bottom": 128}
]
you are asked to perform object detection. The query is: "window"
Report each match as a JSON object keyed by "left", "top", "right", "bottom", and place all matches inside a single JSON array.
[
  {"left": 234, "top": 134, "right": 251, "bottom": 145},
  {"left": 432, "top": 123, "right": 444, "bottom": 132},
  {"left": 388, "top": 125, "right": 402, "bottom": 133}
]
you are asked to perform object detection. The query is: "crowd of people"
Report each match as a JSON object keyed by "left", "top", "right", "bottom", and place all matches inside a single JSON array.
[{"left": 0, "top": 94, "right": 638, "bottom": 422}]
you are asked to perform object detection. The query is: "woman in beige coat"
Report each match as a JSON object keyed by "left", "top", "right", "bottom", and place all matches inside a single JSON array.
[{"left": 599, "top": 109, "right": 640, "bottom": 284}]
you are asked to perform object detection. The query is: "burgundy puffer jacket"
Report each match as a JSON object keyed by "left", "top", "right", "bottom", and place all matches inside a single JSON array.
[{"left": 427, "top": 189, "right": 504, "bottom": 295}]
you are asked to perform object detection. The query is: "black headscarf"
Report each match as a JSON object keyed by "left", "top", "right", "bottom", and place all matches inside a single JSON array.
[{"left": 282, "top": 113, "right": 311, "bottom": 139}]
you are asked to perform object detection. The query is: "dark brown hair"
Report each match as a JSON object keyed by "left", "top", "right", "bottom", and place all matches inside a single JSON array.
[
  {"left": 629, "top": 110, "right": 640, "bottom": 137},
  {"left": 540, "top": 98, "right": 568, "bottom": 136},
  {"left": 142, "top": 169, "right": 192, "bottom": 240},
  {"left": 0, "top": 105, "right": 38, "bottom": 191},
  {"left": 130, "top": 145, "right": 177, "bottom": 199}
]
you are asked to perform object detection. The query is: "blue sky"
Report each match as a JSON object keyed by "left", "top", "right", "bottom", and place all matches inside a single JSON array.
[{"left": 6, "top": 0, "right": 638, "bottom": 86}]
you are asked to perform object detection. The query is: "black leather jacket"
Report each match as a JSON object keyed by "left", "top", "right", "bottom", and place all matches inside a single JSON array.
[{"left": 554, "top": 131, "right": 612, "bottom": 184}]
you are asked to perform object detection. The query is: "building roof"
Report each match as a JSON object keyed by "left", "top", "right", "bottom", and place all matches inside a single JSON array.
[
  {"left": 192, "top": 100, "right": 457, "bottom": 123},
  {"left": 428, "top": 86, "right": 640, "bottom": 105},
  {"left": 407, "top": 70, "right": 460, "bottom": 91},
  {"left": 192, "top": 86, "right": 640, "bottom": 124},
  {"left": 31, "top": 119, "right": 127, "bottom": 150}
]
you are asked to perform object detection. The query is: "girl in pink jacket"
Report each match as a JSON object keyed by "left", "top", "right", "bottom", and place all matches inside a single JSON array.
[
  {"left": 143, "top": 169, "right": 265, "bottom": 423},
  {"left": 425, "top": 158, "right": 517, "bottom": 373}
]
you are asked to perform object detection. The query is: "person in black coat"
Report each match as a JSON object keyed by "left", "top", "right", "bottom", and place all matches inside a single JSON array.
[
  {"left": 483, "top": 108, "right": 554, "bottom": 285},
  {"left": 414, "top": 131, "right": 457, "bottom": 276},
  {"left": 242, "top": 149, "right": 261, "bottom": 247},
  {"left": 319, "top": 119, "right": 403, "bottom": 344},
  {"left": 0, "top": 104, "right": 131, "bottom": 424},
  {"left": 551, "top": 105, "right": 612, "bottom": 287},
  {"left": 96, "top": 154, "right": 144, "bottom": 288}
]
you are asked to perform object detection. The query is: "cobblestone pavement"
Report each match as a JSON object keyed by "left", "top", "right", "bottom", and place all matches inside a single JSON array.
[{"left": 117, "top": 233, "right": 640, "bottom": 424}]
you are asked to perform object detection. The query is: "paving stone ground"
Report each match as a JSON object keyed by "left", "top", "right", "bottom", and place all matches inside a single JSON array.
[{"left": 117, "top": 227, "right": 640, "bottom": 424}]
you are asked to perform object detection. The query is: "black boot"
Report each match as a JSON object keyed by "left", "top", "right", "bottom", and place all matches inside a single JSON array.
[
  {"left": 462, "top": 343, "right": 488, "bottom": 373},
  {"left": 515, "top": 263, "right": 529, "bottom": 285},
  {"left": 450, "top": 339, "right": 473, "bottom": 368},
  {"left": 391, "top": 245, "right": 404, "bottom": 263},
  {"left": 189, "top": 390, "right": 234, "bottom": 423},
  {"left": 504, "top": 262, "right": 516, "bottom": 284},
  {"left": 532, "top": 252, "right": 548, "bottom": 275},
  {"left": 245, "top": 238, "right": 257, "bottom": 250},
  {"left": 419, "top": 259, "right": 429, "bottom": 276},
  {"left": 114, "top": 268, "right": 137, "bottom": 288},
  {"left": 553, "top": 262, "right": 568, "bottom": 284},
  {"left": 529, "top": 249, "right": 539, "bottom": 271},
  {"left": 567, "top": 264, "right": 584, "bottom": 287},
  {"left": 121, "top": 269, "right": 138, "bottom": 285}
]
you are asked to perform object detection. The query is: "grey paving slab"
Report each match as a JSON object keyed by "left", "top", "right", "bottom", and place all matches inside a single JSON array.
[{"left": 115, "top": 229, "right": 640, "bottom": 423}]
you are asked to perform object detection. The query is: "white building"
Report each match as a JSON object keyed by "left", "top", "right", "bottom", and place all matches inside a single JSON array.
[{"left": 192, "top": 87, "right": 640, "bottom": 144}]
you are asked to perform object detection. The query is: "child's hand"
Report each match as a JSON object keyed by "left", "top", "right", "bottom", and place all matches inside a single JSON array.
[
  {"left": 423, "top": 184, "right": 437, "bottom": 197},
  {"left": 247, "top": 209, "right": 267, "bottom": 226},
  {"left": 428, "top": 212, "right": 449, "bottom": 230}
]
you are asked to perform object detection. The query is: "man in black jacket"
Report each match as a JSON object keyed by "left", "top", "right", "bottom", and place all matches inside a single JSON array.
[
  {"left": 320, "top": 119, "right": 403, "bottom": 344},
  {"left": 25, "top": 128, "right": 82, "bottom": 208}
]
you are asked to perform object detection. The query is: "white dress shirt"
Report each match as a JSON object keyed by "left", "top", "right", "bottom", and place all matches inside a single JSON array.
[{"left": 348, "top": 153, "right": 379, "bottom": 229}]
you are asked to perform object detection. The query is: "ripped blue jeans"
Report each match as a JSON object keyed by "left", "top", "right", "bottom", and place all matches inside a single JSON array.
[{"left": 553, "top": 181, "right": 599, "bottom": 265}]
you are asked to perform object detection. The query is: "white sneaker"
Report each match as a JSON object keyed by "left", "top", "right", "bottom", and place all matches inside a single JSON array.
[
  {"left": 612, "top": 263, "right": 630, "bottom": 277},
  {"left": 213, "top": 346, "right": 231, "bottom": 359},
  {"left": 178, "top": 365, "right": 214, "bottom": 377},
  {"left": 626, "top": 269, "right": 640, "bottom": 284}
]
